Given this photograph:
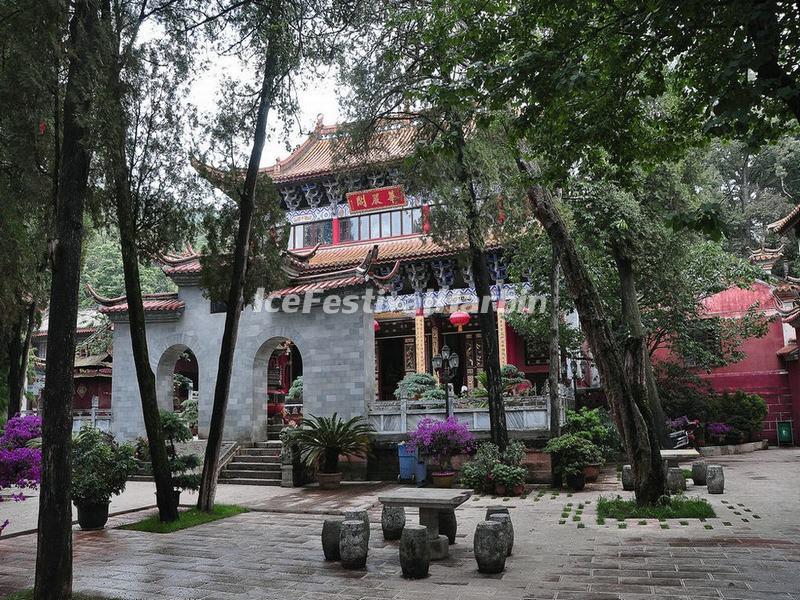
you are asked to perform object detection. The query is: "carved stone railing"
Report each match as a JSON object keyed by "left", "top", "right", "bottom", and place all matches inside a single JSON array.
[
  {"left": 21, "top": 406, "right": 113, "bottom": 433},
  {"left": 367, "top": 387, "right": 574, "bottom": 434}
]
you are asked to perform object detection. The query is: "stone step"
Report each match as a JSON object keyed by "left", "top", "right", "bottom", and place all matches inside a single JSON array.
[
  {"left": 220, "top": 469, "right": 281, "bottom": 480},
  {"left": 240, "top": 448, "right": 280, "bottom": 457},
  {"left": 227, "top": 460, "right": 281, "bottom": 471},
  {"left": 253, "top": 441, "right": 283, "bottom": 448},
  {"left": 230, "top": 457, "right": 281, "bottom": 467},
  {"left": 219, "top": 478, "right": 281, "bottom": 487}
]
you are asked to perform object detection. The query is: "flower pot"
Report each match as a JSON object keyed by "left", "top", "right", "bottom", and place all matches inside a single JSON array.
[
  {"left": 173, "top": 489, "right": 181, "bottom": 507},
  {"left": 432, "top": 472, "right": 456, "bottom": 488},
  {"left": 76, "top": 501, "right": 110, "bottom": 530},
  {"left": 583, "top": 463, "right": 601, "bottom": 483},
  {"left": 495, "top": 484, "right": 507, "bottom": 496},
  {"left": 317, "top": 472, "right": 343, "bottom": 489},
  {"left": 565, "top": 472, "right": 586, "bottom": 491},
  {"left": 512, "top": 484, "right": 525, "bottom": 497}
]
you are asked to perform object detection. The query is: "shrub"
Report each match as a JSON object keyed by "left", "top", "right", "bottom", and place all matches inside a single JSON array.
[
  {"left": 491, "top": 463, "right": 527, "bottom": 489},
  {"left": 395, "top": 372, "right": 438, "bottom": 400},
  {"left": 71, "top": 426, "right": 137, "bottom": 504},
  {"left": 160, "top": 410, "right": 201, "bottom": 492},
  {"left": 293, "top": 413, "right": 374, "bottom": 473},
  {"left": 716, "top": 391, "right": 767, "bottom": 442},
  {"left": 0, "top": 415, "right": 42, "bottom": 504},
  {"left": 179, "top": 397, "right": 198, "bottom": 428},
  {"left": 287, "top": 375, "right": 303, "bottom": 403},
  {"left": 0, "top": 414, "right": 42, "bottom": 449},
  {"left": 596, "top": 495, "right": 715, "bottom": 520},
  {"left": 458, "top": 440, "right": 525, "bottom": 492},
  {"left": 420, "top": 387, "right": 446, "bottom": 402},
  {"left": 562, "top": 407, "right": 619, "bottom": 458},
  {"left": 407, "top": 416, "right": 475, "bottom": 473},
  {"left": 544, "top": 434, "right": 603, "bottom": 476}
]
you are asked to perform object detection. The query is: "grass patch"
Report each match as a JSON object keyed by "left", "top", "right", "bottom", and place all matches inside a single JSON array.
[
  {"left": 704, "top": 524, "right": 713, "bottom": 529},
  {"left": 637, "top": 520, "right": 647, "bottom": 525},
  {"left": 120, "top": 504, "right": 247, "bottom": 533},
  {"left": 681, "top": 469, "right": 692, "bottom": 480},
  {"left": 559, "top": 519, "right": 566, "bottom": 524},
  {"left": 576, "top": 522, "right": 585, "bottom": 528},
  {"left": 596, "top": 495, "right": 716, "bottom": 521},
  {"left": 660, "top": 523, "right": 670, "bottom": 529},
  {"left": 572, "top": 515, "right": 581, "bottom": 522},
  {"left": 596, "top": 516, "right": 605, "bottom": 525},
  {"left": 679, "top": 521, "right": 689, "bottom": 526},
  {"left": 2, "top": 593, "right": 119, "bottom": 600}
]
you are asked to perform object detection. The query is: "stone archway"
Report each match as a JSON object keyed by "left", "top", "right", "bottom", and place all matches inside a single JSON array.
[
  {"left": 156, "top": 343, "right": 199, "bottom": 413},
  {"left": 252, "top": 336, "right": 304, "bottom": 439}
]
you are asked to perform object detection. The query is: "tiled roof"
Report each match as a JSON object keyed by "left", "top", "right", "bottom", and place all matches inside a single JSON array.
[
  {"left": 271, "top": 275, "right": 369, "bottom": 298},
  {"left": 99, "top": 296, "right": 185, "bottom": 314},
  {"left": 776, "top": 341, "right": 799, "bottom": 360},
  {"left": 768, "top": 204, "right": 800, "bottom": 236}
]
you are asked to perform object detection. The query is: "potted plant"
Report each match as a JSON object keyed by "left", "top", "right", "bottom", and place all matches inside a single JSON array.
[
  {"left": 293, "top": 413, "right": 374, "bottom": 489},
  {"left": 71, "top": 426, "right": 137, "bottom": 530},
  {"left": 562, "top": 407, "right": 618, "bottom": 482},
  {"left": 491, "top": 463, "right": 527, "bottom": 496},
  {"left": 407, "top": 417, "right": 476, "bottom": 488},
  {"left": 544, "top": 433, "right": 603, "bottom": 491},
  {"left": 160, "top": 410, "right": 201, "bottom": 504}
]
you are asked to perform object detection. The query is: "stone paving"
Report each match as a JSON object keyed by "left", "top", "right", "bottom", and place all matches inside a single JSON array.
[{"left": 0, "top": 449, "right": 798, "bottom": 600}]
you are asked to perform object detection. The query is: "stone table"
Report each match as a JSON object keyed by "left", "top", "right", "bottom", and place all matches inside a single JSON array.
[
  {"left": 378, "top": 488, "right": 471, "bottom": 560},
  {"left": 660, "top": 448, "right": 700, "bottom": 468}
]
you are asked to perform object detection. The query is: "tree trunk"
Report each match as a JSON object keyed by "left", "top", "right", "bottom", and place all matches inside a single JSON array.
[
  {"left": 612, "top": 246, "right": 667, "bottom": 447},
  {"left": 109, "top": 68, "right": 179, "bottom": 521},
  {"left": 451, "top": 122, "right": 507, "bottom": 450},
  {"left": 6, "top": 309, "right": 25, "bottom": 419},
  {"left": 34, "top": 2, "right": 100, "bottom": 598},
  {"left": 198, "top": 54, "right": 279, "bottom": 511},
  {"left": 548, "top": 250, "right": 561, "bottom": 436},
  {"left": 517, "top": 163, "right": 664, "bottom": 505}
]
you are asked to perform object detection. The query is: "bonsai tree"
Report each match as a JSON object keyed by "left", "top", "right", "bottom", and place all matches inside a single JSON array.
[
  {"left": 460, "top": 440, "right": 525, "bottom": 493},
  {"left": 293, "top": 413, "right": 374, "bottom": 474},
  {"left": 160, "top": 410, "right": 201, "bottom": 494},
  {"left": 71, "top": 426, "right": 137, "bottom": 529},
  {"left": 287, "top": 375, "right": 303, "bottom": 404},
  {"left": 180, "top": 396, "right": 199, "bottom": 431},
  {"left": 562, "top": 407, "right": 621, "bottom": 459},
  {"left": 394, "top": 372, "right": 438, "bottom": 400}
]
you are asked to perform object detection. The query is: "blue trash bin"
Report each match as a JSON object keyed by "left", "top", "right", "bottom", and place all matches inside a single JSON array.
[{"left": 397, "top": 442, "right": 417, "bottom": 481}]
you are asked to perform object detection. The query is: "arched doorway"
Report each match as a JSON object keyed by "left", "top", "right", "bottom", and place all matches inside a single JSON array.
[
  {"left": 253, "top": 337, "right": 303, "bottom": 436},
  {"left": 156, "top": 344, "right": 199, "bottom": 428}
]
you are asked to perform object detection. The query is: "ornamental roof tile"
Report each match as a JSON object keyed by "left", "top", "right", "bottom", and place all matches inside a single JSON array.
[
  {"left": 99, "top": 296, "right": 185, "bottom": 314},
  {"left": 768, "top": 204, "right": 800, "bottom": 236}
]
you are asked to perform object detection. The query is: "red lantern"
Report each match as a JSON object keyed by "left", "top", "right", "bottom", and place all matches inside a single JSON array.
[
  {"left": 449, "top": 311, "right": 470, "bottom": 332},
  {"left": 373, "top": 319, "right": 381, "bottom": 332}
]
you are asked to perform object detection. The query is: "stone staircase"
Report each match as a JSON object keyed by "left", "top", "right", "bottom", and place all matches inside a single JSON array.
[{"left": 218, "top": 441, "right": 282, "bottom": 486}]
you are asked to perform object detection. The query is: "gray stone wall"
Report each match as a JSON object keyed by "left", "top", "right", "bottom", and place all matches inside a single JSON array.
[{"left": 110, "top": 283, "right": 375, "bottom": 442}]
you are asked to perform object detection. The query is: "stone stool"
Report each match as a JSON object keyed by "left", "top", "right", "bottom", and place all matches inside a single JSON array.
[
  {"left": 321, "top": 518, "right": 343, "bottom": 561},
  {"left": 485, "top": 505, "right": 510, "bottom": 520},
  {"left": 666, "top": 467, "right": 687, "bottom": 493},
  {"left": 381, "top": 505, "right": 406, "bottom": 541},
  {"left": 621, "top": 465, "right": 635, "bottom": 491},
  {"left": 399, "top": 524, "right": 430, "bottom": 579},
  {"left": 439, "top": 509, "right": 457, "bottom": 545},
  {"left": 339, "top": 519, "right": 369, "bottom": 569},
  {"left": 707, "top": 465, "right": 724, "bottom": 494},
  {"left": 344, "top": 509, "right": 370, "bottom": 544},
  {"left": 691, "top": 461, "right": 707, "bottom": 486},
  {"left": 474, "top": 520, "right": 506, "bottom": 574},
  {"left": 488, "top": 513, "right": 514, "bottom": 556}
]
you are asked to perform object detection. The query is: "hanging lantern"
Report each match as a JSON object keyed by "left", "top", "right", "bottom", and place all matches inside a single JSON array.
[
  {"left": 449, "top": 311, "right": 470, "bottom": 332},
  {"left": 373, "top": 319, "right": 381, "bottom": 332}
]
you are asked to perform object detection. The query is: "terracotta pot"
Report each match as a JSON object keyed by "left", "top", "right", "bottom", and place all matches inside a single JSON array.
[
  {"left": 495, "top": 484, "right": 507, "bottom": 496},
  {"left": 317, "top": 472, "right": 343, "bottom": 489},
  {"left": 583, "top": 463, "right": 601, "bottom": 483},
  {"left": 512, "top": 484, "right": 525, "bottom": 496},
  {"left": 432, "top": 472, "right": 456, "bottom": 488},
  {"left": 76, "top": 501, "right": 110, "bottom": 530}
]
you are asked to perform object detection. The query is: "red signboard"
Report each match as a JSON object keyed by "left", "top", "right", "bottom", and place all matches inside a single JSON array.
[{"left": 346, "top": 185, "right": 406, "bottom": 213}]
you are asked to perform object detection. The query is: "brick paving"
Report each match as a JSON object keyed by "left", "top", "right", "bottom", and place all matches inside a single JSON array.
[{"left": 1, "top": 449, "right": 798, "bottom": 600}]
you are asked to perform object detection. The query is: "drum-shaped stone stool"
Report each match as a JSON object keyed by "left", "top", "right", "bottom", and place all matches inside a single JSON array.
[
  {"left": 666, "top": 467, "right": 687, "bottom": 493},
  {"left": 691, "top": 461, "right": 707, "bottom": 486},
  {"left": 622, "top": 465, "right": 635, "bottom": 491},
  {"left": 344, "top": 509, "right": 370, "bottom": 544},
  {"left": 439, "top": 509, "right": 457, "bottom": 544},
  {"left": 488, "top": 513, "right": 514, "bottom": 556},
  {"left": 485, "top": 505, "right": 510, "bottom": 520},
  {"left": 474, "top": 521, "right": 506, "bottom": 574},
  {"left": 399, "top": 524, "right": 430, "bottom": 579},
  {"left": 707, "top": 465, "right": 725, "bottom": 494},
  {"left": 381, "top": 505, "right": 405, "bottom": 541},
  {"left": 340, "top": 519, "right": 369, "bottom": 569},
  {"left": 321, "top": 518, "right": 343, "bottom": 561}
]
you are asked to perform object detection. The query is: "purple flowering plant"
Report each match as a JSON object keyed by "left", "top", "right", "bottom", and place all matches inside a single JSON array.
[
  {"left": 707, "top": 422, "right": 732, "bottom": 437},
  {"left": 0, "top": 414, "right": 42, "bottom": 448},
  {"left": 1, "top": 415, "right": 43, "bottom": 530},
  {"left": 406, "top": 417, "right": 476, "bottom": 474}
]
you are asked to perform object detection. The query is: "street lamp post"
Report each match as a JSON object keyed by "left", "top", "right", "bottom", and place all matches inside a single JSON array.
[{"left": 432, "top": 344, "right": 460, "bottom": 418}]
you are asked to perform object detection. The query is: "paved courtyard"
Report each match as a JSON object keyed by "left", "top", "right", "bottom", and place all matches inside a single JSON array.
[{"left": 1, "top": 449, "right": 798, "bottom": 600}]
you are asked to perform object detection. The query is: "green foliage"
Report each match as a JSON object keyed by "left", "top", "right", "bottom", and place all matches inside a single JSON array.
[
  {"left": 120, "top": 504, "right": 247, "bottom": 534},
  {"left": 459, "top": 440, "right": 526, "bottom": 493},
  {"left": 179, "top": 397, "right": 198, "bottom": 429},
  {"left": 596, "top": 495, "right": 716, "bottom": 521},
  {"left": 71, "top": 426, "right": 137, "bottom": 504},
  {"left": 420, "top": 387, "right": 446, "bottom": 402},
  {"left": 544, "top": 434, "right": 604, "bottom": 477},
  {"left": 562, "top": 407, "right": 620, "bottom": 459},
  {"left": 656, "top": 362, "right": 716, "bottom": 422},
  {"left": 715, "top": 391, "right": 768, "bottom": 443},
  {"left": 507, "top": 310, "right": 583, "bottom": 359},
  {"left": 394, "top": 372, "right": 437, "bottom": 400},
  {"left": 292, "top": 413, "right": 374, "bottom": 474},
  {"left": 491, "top": 463, "right": 527, "bottom": 489},
  {"left": 287, "top": 376, "right": 303, "bottom": 403},
  {"left": 159, "top": 410, "right": 200, "bottom": 492}
]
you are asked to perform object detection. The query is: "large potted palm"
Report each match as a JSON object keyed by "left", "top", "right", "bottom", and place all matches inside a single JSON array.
[
  {"left": 292, "top": 413, "right": 374, "bottom": 489},
  {"left": 71, "top": 426, "right": 137, "bottom": 530}
]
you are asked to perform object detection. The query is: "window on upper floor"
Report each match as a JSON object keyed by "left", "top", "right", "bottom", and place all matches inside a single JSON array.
[
  {"left": 288, "top": 219, "right": 333, "bottom": 250},
  {"left": 286, "top": 207, "right": 424, "bottom": 249}
]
